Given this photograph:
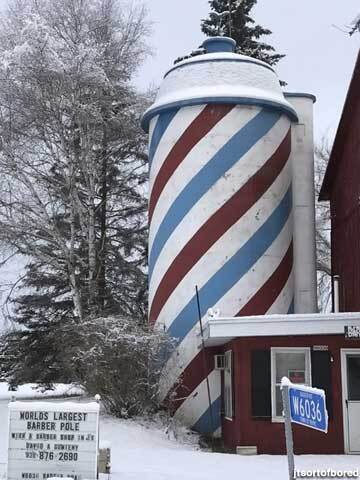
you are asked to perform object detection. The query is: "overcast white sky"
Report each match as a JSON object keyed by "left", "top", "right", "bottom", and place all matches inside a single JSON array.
[{"left": 136, "top": 0, "right": 359, "bottom": 143}]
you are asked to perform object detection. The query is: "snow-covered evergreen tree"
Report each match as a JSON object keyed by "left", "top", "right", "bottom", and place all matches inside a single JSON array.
[
  {"left": 0, "top": 0, "right": 151, "bottom": 385},
  {"left": 201, "top": 0, "right": 284, "bottom": 65}
]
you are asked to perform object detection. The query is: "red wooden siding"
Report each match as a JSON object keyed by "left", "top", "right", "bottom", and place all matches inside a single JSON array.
[
  {"left": 319, "top": 51, "right": 360, "bottom": 312},
  {"left": 219, "top": 335, "right": 360, "bottom": 454},
  {"left": 330, "top": 92, "right": 360, "bottom": 312}
]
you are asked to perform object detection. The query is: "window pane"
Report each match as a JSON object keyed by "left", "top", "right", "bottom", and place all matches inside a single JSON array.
[
  {"left": 347, "top": 355, "right": 360, "bottom": 401},
  {"left": 275, "top": 386, "right": 283, "bottom": 417},
  {"left": 275, "top": 352, "right": 306, "bottom": 383},
  {"left": 224, "top": 351, "right": 233, "bottom": 418},
  {"left": 224, "top": 385, "right": 232, "bottom": 417}
]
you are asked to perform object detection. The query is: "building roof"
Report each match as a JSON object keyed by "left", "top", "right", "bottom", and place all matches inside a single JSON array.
[
  {"left": 319, "top": 49, "right": 360, "bottom": 201},
  {"left": 203, "top": 311, "right": 360, "bottom": 347},
  {"left": 141, "top": 37, "right": 298, "bottom": 132}
]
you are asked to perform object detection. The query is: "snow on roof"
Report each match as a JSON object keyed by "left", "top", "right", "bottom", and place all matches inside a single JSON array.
[
  {"left": 207, "top": 310, "right": 360, "bottom": 324},
  {"left": 142, "top": 52, "right": 297, "bottom": 131},
  {"left": 203, "top": 311, "right": 360, "bottom": 346},
  {"left": 166, "top": 51, "right": 274, "bottom": 76},
  {"left": 148, "top": 85, "right": 292, "bottom": 114}
]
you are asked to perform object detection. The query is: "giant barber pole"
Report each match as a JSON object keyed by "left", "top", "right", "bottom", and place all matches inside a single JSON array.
[{"left": 142, "top": 37, "right": 312, "bottom": 435}]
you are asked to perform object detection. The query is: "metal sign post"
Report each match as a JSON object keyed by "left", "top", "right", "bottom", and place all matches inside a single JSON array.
[
  {"left": 281, "top": 383, "right": 295, "bottom": 480},
  {"left": 281, "top": 377, "right": 328, "bottom": 480}
]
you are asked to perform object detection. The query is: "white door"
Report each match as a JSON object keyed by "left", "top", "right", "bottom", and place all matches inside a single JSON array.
[{"left": 342, "top": 351, "right": 360, "bottom": 453}]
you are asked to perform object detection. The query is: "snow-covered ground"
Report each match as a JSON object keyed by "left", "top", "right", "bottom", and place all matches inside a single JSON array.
[{"left": 0, "top": 384, "right": 359, "bottom": 479}]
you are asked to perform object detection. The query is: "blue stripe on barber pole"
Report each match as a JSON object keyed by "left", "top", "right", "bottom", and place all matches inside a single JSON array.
[
  {"left": 168, "top": 187, "right": 292, "bottom": 345},
  {"left": 148, "top": 109, "right": 179, "bottom": 167},
  {"left": 149, "top": 109, "right": 281, "bottom": 277},
  {"left": 192, "top": 396, "right": 222, "bottom": 434}
]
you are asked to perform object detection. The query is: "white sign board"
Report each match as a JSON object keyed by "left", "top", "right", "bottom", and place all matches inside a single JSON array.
[{"left": 7, "top": 401, "right": 99, "bottom": 480}]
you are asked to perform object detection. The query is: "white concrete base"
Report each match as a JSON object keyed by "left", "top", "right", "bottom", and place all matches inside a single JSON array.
[{"left": 236, "top": 446, "right": 258, "bottom": 455}]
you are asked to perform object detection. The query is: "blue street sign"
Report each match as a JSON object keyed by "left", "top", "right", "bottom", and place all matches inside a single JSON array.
[{"left": 288, "top": 385, "right": 328, "bottom": 433}]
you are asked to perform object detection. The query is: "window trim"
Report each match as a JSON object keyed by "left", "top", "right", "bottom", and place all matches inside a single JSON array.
[
  {"left": 270, "top": 347, "right": 312, "bottom": 422},
  {"left": 224, "top": 349, "right": 233, "bottom": 421}
]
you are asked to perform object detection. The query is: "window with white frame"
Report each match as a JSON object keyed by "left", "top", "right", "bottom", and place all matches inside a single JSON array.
[
  {"left": 271, "top": 347, "right": 311, "bottom": 419},
  {"left": 224, "top": 350, "right": 233, "bottom": 419}
]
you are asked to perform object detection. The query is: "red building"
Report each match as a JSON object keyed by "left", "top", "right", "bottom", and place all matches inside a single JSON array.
[
  {"left": 204, "top": 312, "right": 360, "bottom": 454},
  {"left": 319, "top": 50, "right": 360, "bottom": 312}
]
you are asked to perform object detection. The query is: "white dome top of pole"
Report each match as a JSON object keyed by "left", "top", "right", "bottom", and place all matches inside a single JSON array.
[{"left": 141, "top": 37, "right": 298, "bottom": 132}]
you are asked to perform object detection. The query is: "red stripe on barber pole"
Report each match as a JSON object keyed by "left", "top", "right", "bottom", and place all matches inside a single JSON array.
[
  {"left": 237, "top": 241, "right": 293, "bottom": 317},
  {"left": 164, "top": 348, "right": 219, "bottom": 413},
  {"left": 148, "top": 104, "right": 234, "bottom": 222}
]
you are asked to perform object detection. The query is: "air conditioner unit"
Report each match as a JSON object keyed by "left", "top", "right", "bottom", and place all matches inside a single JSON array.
[{"left": 214, "top": 354, "right": 225, "bottom": 370}]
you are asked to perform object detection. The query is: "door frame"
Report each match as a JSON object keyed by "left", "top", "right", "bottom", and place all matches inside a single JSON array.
[{"left": 340, "top": 348, "right": 360, "bottom": 454}]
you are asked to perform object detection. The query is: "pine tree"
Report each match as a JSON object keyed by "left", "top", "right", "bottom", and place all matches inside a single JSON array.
[{"left": 201, "top": 0, "right": 284, "bottom": 66}]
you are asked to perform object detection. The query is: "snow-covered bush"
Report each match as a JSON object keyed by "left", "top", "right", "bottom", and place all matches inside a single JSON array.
[
  {"left": 0, "top": 315, "right": 175, "bottom": 416},
  {"left": 72, "top": 316, "right": 175, "bottom": 417}
]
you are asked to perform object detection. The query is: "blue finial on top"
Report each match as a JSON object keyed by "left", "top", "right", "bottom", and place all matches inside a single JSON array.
[{"left": 202, "top": 37, "right": 236, "bottom": 54}]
